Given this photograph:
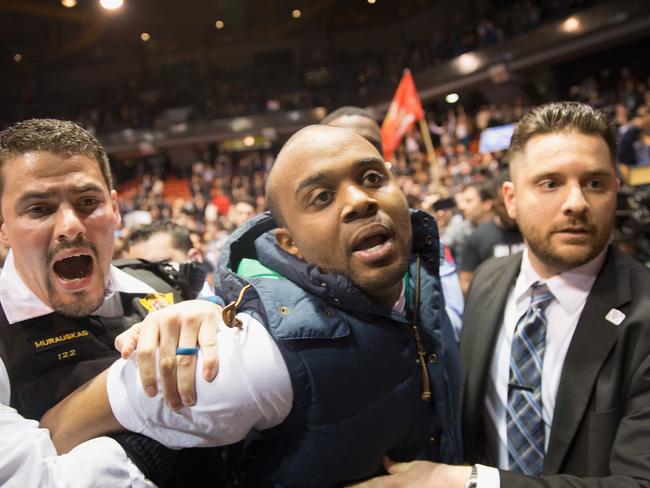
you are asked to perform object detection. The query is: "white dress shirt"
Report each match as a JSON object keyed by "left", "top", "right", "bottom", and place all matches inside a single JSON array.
[
  {"left": 478, "top": 248, "right": 606, "bottom": 486},
  {"left": 0, "top": 250, "right": 156, "bottom": 488}
]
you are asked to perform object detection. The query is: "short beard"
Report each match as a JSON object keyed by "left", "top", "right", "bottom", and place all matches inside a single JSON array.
[
  {"left": 355, "top": 257, "right": 410, "bottom": 297},
  {"left": 324, "top": 253, "right": 410, "bottom": 306},
  {"left": 47, "top": 287, "right": 106, "bottom": 317},
  {"left": 523, "top": 216, "right": 613, "bottom": 272}
]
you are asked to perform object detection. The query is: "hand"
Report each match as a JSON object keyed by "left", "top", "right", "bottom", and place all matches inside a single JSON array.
[
  {"left": 115, "top": 299, "right": 222, "bottom": 410},
  {"left": 346, "top": 457, "right": 472, "bottom": 488}
]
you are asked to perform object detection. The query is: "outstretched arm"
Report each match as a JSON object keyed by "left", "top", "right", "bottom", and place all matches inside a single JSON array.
[
  {"left": 43, "top": 311, "right": 293, "bottom": 454},
  {"left": 41, "top": 370, "right": 123, "bottom": 453}
]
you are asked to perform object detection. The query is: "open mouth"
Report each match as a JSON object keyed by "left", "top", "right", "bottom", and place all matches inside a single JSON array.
[
  {"left": 353, "top": 233, "right": 389, "bottom": 252},
  {"left": 53, "top": 255, "right": 93, "bottom": 281},
  {"left": 351, "top": 229, "right": 394, "bottom": 263}
]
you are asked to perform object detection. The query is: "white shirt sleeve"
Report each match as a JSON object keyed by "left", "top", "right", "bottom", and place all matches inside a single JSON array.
[
  {"left": 107, "top": 312, "right": 293, "bottom": 449},
  {"left": 0, "top": 403, "right": 155, "bottom": 488},
  {"left": 476, "top": 464, "right": 500, "bottom": 487}
]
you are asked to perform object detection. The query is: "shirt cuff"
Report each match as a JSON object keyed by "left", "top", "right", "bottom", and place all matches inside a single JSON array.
[{"left": 476, "top": 464, "right": 500, "bottom": 488}]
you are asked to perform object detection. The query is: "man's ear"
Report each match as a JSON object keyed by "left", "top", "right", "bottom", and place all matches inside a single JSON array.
[
  {"left": 0, "top": 214, "right": 9, "bottom": 248},
  {"left": 110, "top": 190, "right": 122, "bottom": 228},
  {"left": 273, "top": 227, "right": 303, "bottom": 259},
  {"left": 503, "top": 181, "right": 517, "bottom": 220}
]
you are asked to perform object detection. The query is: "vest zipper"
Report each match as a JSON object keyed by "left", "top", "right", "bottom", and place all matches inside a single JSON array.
[{"left": 410, "top": 254, "right": 432, "bottom": 401}]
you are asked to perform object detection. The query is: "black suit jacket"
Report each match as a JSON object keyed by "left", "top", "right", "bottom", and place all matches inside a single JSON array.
[{"left": 460, "top": 246, "right": 650, "bottom": 487}]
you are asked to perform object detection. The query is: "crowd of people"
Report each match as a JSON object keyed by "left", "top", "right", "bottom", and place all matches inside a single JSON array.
[{"left": 3, "top": 0, "right": 602, "bottom": 136}]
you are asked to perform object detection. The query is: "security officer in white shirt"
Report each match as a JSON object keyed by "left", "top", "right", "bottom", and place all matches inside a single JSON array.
[{"left": 0, "top": 119, "right": 220, "bottom": 488}]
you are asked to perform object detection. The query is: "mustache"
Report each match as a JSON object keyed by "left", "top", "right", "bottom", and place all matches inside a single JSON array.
[
  {"left": 46, "top": 237, "right": 99, "bottom": 266},
  {"left": 549, "top": 216, "right": 596, "bottom": 233}
]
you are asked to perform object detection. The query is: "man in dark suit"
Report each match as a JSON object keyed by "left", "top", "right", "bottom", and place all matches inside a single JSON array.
[{"left": 353, "top": 102, "right": 650, "bottom": 487}]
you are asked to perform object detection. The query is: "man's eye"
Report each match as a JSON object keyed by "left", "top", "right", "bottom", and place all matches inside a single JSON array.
[
  {"left": 26, "top": 205, "right": 51, "bottom": 216},
  {"left": 363, "top": 170, "right": 385, "bottom": 186},
  {"left": 586, "top": 179, "right": 604, "bottom": 190},
  {"left": 539, "top": 179, "right": 558, "bottom": 190},
  {"left": 80, "top": 197, "right": 99, "bottom": 207},
  {"left": 311, "top": 190, "right": 334, "bottom": 207}
]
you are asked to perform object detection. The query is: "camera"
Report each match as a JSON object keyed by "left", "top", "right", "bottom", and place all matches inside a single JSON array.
[
  {"left": 615, "top": 186, "right": 650, "bottom": 239},
  {"left": 614, "top": 185, "right": 650, "bottom": 266}
]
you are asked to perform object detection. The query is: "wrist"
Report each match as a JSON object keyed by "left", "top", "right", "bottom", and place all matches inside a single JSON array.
[{"left": 433, "top": 464, "right": 472, "bottom": 488}]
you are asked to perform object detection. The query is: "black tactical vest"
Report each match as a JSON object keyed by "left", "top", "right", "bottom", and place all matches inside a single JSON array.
[{"left": 0, "top": 293, "right": 148, "bottom": 420}]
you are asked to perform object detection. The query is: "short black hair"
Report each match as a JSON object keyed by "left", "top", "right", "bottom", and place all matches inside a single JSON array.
[
  {"left": 0, "top": 119, "right": 113, "bottom": 197},
  {"left": 123, "top": 220, "right": 193, "bottom": 254},
  {"left": 508, "top": 102, "right": 617, "bottom": 167},
  {"left": 462, "top": 181, "right": 495, "bottom": 202}
]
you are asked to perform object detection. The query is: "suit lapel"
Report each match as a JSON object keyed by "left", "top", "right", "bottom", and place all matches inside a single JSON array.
[
  {"left": 462, "top": 254, "right": 521, "bottom": 452},
  {"left": 544, "top": 247, "right": 631, "bottom": 473}
]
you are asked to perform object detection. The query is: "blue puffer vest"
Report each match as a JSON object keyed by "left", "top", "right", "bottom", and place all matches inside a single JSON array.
[{"left": 217, "top": 210, "right": 462, "bottom": 487}]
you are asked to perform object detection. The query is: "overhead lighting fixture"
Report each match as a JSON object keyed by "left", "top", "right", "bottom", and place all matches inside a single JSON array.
[
  {"left": 243, "top": 135, "right": 255, "bottom": 147},
  {"left": 140, "top": 32, "right": 150, "bottom": 42},
  {"left": 292, "top": 9, "right": 302, "bottom": 18},
  {"left": 215, "top": 19, "right": 225, "bottom": 29},
  {"left": 13, "top": 53, "right": 22, "bottom": 63},
  {"left": 457, "top": 52, "right": 480, "bottom": 74},
  {"left": 445, "top": 93, "right": 459, "bottom": 104},
  {"left": 99, "top": 0, "right": 124, "bottom": 10},
  {"left": 561, "top": 16, "right": 581, "bottom": 33},
  {"left": 368, "top": 0, "right": 376, "bottom": 3},
  {"left": 61, "top": 0, "right": 77, "bottom": 7}
]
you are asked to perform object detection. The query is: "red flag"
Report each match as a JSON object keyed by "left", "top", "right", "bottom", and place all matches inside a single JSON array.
[{"left": 381, "top": 69, "right": 424, "bottom": 160}]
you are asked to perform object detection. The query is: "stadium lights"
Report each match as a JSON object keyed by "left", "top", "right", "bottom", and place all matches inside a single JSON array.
[
  {"left": 292, "top": 9, "right": 302, "bottom": 19},
  {"left": 243, "top": 135, "right": 255, "bottom": 147},
  {"left": 561, "top": 16, "right": 581, "bottom": 33},
  {"left": 368, "top": 0, "right": 377, "bottom": 4},
  {"left": 13, "top": 53, "right": 22, "bottom": 63},
  {"left": 100, "top": 0, "right": 124, "bottom": 10},
  {"left": 215, "top": 20, "right": 225, "bottom": 29},
  {"left": 140, "top": 32, "right": 150, "bottom": 42},
  {"left": 445, "top": 93, "right": 459, "bottom": 104},
  {"left": 457, "top": 53, "right": 480, "bottom": 74},
  {"left": 61, "top": 0, "right": 77, "bottom": 7}
]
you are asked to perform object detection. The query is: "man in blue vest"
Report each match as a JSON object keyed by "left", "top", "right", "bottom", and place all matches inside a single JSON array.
[{"left": 43, "top": 125, "right": 463, "bottom": 486}]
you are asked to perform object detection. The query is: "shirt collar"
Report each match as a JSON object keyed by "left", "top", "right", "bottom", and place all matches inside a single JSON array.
[
  {"left": 513, "top": 247, "right": 606, "bottom": 316},
  {"left": 0, "top": 249, "right": 155, "bottom": 324}
]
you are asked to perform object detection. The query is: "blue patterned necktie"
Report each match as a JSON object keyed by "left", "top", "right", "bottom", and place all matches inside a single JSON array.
[{"left": 507, "top": 281, "right": 554, "bottom": 475}]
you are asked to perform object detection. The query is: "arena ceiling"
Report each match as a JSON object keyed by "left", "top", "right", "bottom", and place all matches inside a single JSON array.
[{"left": 0, "top": 0, "right": 438, "bottom": 70}]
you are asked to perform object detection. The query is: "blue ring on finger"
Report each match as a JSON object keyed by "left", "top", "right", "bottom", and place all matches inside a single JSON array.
[{"left": 175, "top": 346, "right": 199, "bottom": 356}]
